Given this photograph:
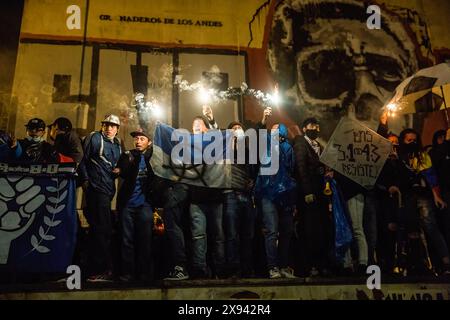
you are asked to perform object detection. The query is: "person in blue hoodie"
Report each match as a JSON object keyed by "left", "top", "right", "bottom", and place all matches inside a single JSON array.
[
  {"left": 0, "top": 130, "right": 21, "bottom": 162},
  {"left": 254, "top": 122, "right": 297, "bottom": 279}
]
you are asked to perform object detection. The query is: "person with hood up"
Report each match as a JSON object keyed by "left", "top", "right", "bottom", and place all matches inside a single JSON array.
[{"left": 254, "top": 122, "right": 297, "bottom": 279}]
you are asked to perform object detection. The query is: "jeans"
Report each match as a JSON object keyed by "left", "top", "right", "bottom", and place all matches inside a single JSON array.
[
  {"left": 120, "top": 203, "right": 153, "bottom": 278},
  {"left": 345, "top": 193, "right": 368, "bottom": 267},
  {"left": 190, "top": 202, "right": 224, "bottom": 274},
  {"left": 223, "top": 192, "right": 256, "bottom": 274},
  {"left": 260, "top": 198, "right": 295, "bottom": 269},
  {"left": 417, "top": 197, "right": 449, "bottom": 260},
  {"left": 164, "top": 183, "right": 189, "bottom": 268},
  {"left": 85, "top": 189, "right": 113, "bottom": 275}
]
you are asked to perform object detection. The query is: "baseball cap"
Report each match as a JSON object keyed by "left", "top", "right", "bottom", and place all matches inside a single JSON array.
[
  {"left": 47, "top": 117, "right": 73, "bottom": 131},
  {"left": 25, "top": 118, "right": 46, "bottom": 130},
  {"left": 130, "top": 128, "right": 150, "bottom": 139}
]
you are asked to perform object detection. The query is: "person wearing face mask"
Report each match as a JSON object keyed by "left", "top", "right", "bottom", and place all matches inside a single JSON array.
[
  {"left": 371, "top": 132, "right": 404, "bottom": 274},
  {"left": 429, "top": 129, "right": 450, "bottom": 251},
  {"left": 78, "top": 114, "right": 122, "bottom": 282},
  {"left": 222, "top": 121, "right": 258, "bottom": 278},
  {"left": 16, "top": 118, "right": 59, "bottom": 163},
  {"left": 394, "top": 128, "right": 450, "bottom": 275},
  {"left": 293, "top": 117, "right": 334, "bottom": 277},
  {"left": 362, "top": 112, "right": 402, "bottom": 272}
]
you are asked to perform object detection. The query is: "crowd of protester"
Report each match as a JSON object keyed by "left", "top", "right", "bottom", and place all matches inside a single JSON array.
[{"left": 1, "top": 105, "right": 450, "bottom": 283}]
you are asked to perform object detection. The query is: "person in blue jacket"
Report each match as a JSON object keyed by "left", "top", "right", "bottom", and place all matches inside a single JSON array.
[
  {"left": 254, "top": 122, "right": 297, "bottom": 279},
  {"left": 79, "top": 114, "right": 122, "bottom": 282}
]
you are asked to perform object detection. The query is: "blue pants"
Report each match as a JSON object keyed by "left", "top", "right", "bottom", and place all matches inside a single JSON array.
[
  {"left": 223, "top": 192, "right": 256, "bottom": 274},
  {"left": 190, "top": 202, "right": 224, "bottom": 275},
  {"left": 120, "top": 203, "right": 153, "bottom": 278},
  {"left": 259, "top": 198, "right": 295, "bottom": 270}
]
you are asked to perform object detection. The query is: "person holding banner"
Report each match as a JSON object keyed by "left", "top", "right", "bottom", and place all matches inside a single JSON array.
[
  {"left": 79, "top": 114, "right": 122, "bottom": 282},
  {"left": 17, "top": 118, "right": 59, "bottom": 163},
  {"left": 189, "top": 116, "right": 226, "bottom": 279},
  {"left": 162, "top": 117, "right": 214, "bottom": 281},
  {"left": 116, "top": 128, "right": 154, "bottom": 282},
  {"left": 364, "top": 113, "right": 401, "bottom": 271}
]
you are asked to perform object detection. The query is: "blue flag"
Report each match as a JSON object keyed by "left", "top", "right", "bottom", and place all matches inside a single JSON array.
[
  {"left": 0, "top": 163, "right": 77, "bottom": 273},
  {"left": 151, "top": 123, "right": 248, "bottom": 189}
]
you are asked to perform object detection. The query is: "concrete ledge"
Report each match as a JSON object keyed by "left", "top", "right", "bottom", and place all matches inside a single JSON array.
[{"left": 1, "top": 277, "right": 450, "bottom": 300}]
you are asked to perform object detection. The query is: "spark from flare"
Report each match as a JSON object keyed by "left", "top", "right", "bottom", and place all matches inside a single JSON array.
[{"left": 174, "top": 76, "right": 281, "bottom": 107}]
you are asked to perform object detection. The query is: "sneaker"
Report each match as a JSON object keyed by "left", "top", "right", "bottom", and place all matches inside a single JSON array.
[
  {"left": 164, "top": 266, "right": 189, "bottom": 281},
  {"left": 87, "top": 272, "right": 113, "bottom": 282},
  {"left": 280, "top": 267, "right": 297, "bottom": 279},
  {"left": 269, "top": 267, "right": 281, "bottom": 279},
  {"left": 391, "top": 265, "right": 406, "bottom": 276}
]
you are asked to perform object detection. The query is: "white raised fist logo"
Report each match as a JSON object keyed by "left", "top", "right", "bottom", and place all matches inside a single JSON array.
[{"left": 0, "top": 176, "right": 43, "bottom": 263}]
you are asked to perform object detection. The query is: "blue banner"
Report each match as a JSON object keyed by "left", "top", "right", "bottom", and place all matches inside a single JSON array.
[
  {"left": 0, "top": 163, "right": 77, "bottom": 273},
  {"left": 151, "top": 123, "right": 248, "bottom": 189}
]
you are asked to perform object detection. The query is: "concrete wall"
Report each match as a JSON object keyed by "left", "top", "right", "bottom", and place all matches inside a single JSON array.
[
  {"left": 4, "top": 0, "right": 450, "bottom": 144},
  {"left": 1, "top": 281, "right": 449, "bottom": 300}
]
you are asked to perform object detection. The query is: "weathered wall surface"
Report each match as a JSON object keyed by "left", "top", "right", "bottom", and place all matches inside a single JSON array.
[
  {"left": 1, "top": 281, "right": 449, "bottom": 300},
  {"left": 4, "top": 0, "right": 450, "bottom": 146}
]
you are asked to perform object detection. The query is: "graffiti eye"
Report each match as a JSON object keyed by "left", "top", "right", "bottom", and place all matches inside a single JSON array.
[
  {"left": 377, "top": 70, "right": 402, "bottom": 81},
  {"left": 300, "top": 50, "right": 355, "bottom": 100},
  {"left": 366, "top": 54, "right": 403, "bottom": 91}
]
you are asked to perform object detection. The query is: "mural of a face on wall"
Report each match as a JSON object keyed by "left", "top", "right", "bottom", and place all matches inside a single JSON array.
[{"left": 268, "top": 0, "right": 421, "bottom": 140}]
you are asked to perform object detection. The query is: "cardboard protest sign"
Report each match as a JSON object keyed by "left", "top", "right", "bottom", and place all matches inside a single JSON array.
[{"left": 320, "top": 117, "right": 392, "bottom": 189}]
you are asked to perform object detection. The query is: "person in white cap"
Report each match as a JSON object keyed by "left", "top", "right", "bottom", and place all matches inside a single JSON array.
[{"left": 79, "top": 114, "right": 122, "bottom": 282}]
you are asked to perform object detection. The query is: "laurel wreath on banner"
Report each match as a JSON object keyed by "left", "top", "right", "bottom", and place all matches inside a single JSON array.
[{"left": 29, "top": 178, "right": 67, "bottom": 254}]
